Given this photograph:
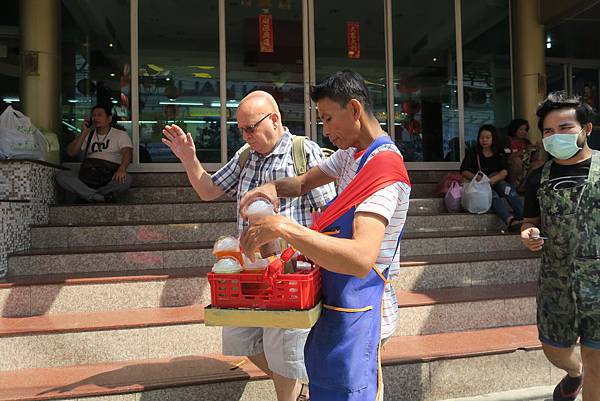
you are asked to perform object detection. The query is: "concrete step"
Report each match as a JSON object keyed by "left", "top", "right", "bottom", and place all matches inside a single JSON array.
[
  {"left": 0, "top": 268, "right": 212, "bottom": 317},
  {"left": 32, "top": 213, "right": 502, "bottom": 249},
  {"left": 401, "top": 231, "right": 523, "bottom": 256},
  {"left": 0, "top": 251, "right": 539, "bottom": 317},
  {"left": 0, "top": 283, "right": 536, "bottom": 370},
  {"left": 49, "top": 198, "right": 447, "bottom": 225},
  {"left": 395, "top": 283, "right": 537, "bottom": 336},
  {"left": 120, "top": 182, "right": 438, "bottom": 203},
  {"left": 0, "top": 306, "right": 220, "bottom": 371},
  {"left": 8, "top": 231, "right": 525, "bottom": 276},
  {"left": 128, "top": 170, "right": 453, "bottom": 187},
  {"left": 7, "top": 242, "right": 214, "bottom": 277},
  {"left": 393, "top": 250, "right": 539, "bottom": 291},
  {"left": 0, "top": 326, "right": 562, "bottom": 401},
  {"left": 440, "top": 386, "right": 570, "bottom": 401},
  {"left": 49, "top": 200, "right": 237, "bottom": 225}
]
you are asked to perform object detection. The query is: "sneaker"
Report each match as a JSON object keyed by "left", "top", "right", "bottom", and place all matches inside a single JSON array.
[
  {"left": 89, "top": 193, "right": 106, "bottom": 203},
  {"left": 507, "top": 217, "right": 522, "bottom": 232},
  {"left": 553, "top": 373, "right": 583, "bottom": 401}
]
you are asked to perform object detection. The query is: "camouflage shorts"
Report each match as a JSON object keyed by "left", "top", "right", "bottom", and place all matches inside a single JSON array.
[{"left": 537, "top": 258, "right": 600, "bottom": 349}]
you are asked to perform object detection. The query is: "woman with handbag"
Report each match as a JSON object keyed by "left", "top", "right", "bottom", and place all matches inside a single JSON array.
[
  {"left": 56, "top": 104, "right": 133, "bottom": 203},
  {"left": 460, "top": 124, "right": 524, "bottom": 232}
]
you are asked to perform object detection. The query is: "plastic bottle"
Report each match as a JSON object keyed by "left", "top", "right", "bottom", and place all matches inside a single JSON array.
[
  {"left": 244, "top": 197, "right": 281, "bottom": 258},
  {"left": 212, "top": 236, "right": 244, "bottom": 265},
  {"left": 211, "top": 257, "right": 242, "bottom": 274}
]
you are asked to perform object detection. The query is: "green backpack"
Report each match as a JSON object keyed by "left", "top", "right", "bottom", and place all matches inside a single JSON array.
[{"left": 237, "top": 135, "right": 334, "bottom": 175}]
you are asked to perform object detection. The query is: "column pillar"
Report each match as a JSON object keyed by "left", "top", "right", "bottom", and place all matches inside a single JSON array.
[
  {"left": 513, "top": 0, "right": 546, "bottom": 148},
  {"left": 20, "top": 0, "right": 60, "bottom": 133}
]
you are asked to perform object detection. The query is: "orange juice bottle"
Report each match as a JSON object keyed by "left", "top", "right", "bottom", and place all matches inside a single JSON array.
[{"left": 212, "top": 236, "right": 244, "bottom": 266}]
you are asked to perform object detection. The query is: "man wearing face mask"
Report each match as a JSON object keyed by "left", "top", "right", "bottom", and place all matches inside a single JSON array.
[{"left": 520, "top": 92, "right": 599, "bottom": 401}]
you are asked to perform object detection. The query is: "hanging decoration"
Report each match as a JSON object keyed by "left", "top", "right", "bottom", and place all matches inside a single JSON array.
[
  {"left": 259, "top": 14, "right": 274, "bottom": 53},
  {"left": 346, "top": 21, "right": 360, "bottom": 59}
]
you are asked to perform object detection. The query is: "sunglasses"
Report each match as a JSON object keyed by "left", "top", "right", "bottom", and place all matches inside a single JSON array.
[{"left": 238, "top": 113, "right": 272, "bottom": 135}]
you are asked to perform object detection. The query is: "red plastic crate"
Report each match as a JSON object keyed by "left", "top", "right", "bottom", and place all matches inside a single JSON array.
[{"left": 208, "top": 267, "right": 321, "bottom": 310}]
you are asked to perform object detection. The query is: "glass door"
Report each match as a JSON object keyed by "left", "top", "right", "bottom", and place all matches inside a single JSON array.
[{"left": 312, "top": 0, "right": 388, "bottom": 148}]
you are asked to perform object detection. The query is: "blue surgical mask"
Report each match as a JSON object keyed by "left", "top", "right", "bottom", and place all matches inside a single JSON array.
[{"left": 542, "top": 130, "right": 583, "bottom": 160}]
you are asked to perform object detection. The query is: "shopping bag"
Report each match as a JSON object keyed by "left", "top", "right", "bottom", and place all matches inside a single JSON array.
[
  {"left": 435, "top": 172, "right": 464, "bottom": 197},
  {"left": 461, "top": 172, "right": 492, "bottom": 214},
  {"left": 0, "top": 106, "right": 48, "bottom": 160},
  {"left": 444, "top": 180, "right": 463, "bottom": 212}
]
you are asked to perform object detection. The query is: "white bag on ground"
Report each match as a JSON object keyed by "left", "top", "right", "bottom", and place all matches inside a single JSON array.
[
  {"left": 461, "top": 172, "right": 492, "bottom": 214},
  {"left": 0, "top": 106, "right": 48, "bottom": 160},
  {"left": 444, "top": 180, "right": 463, "bottom": 212}
]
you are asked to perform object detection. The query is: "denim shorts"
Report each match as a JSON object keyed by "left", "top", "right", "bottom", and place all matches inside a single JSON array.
[{"left": 222, "top": 326, "right": 309, "bottom": 380}]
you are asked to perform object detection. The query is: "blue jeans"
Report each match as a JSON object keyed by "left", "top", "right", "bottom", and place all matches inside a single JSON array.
[{"left": 491, "top": 180, "right": 524, "bottom": 224}]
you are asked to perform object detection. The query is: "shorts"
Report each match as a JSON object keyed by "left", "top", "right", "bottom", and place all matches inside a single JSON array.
[
  {"left": 222, "top": 326, "right": 309, "bottom": 380},
  {"left": 537, "top": 258, "right": 600, "bottom": 349}
]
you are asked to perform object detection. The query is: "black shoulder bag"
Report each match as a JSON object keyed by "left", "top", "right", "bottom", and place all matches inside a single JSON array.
[{"left": 78, "top": 130, "right": 120, "bottom": 189}]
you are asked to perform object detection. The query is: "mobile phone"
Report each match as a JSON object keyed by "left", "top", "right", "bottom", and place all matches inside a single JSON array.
[{"left": 84, "top": 117, "right": 92, "bottom": 128}]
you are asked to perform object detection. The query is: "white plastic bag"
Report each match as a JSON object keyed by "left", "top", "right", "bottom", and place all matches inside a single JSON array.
[
  {"left": 0, "top": 106, "right": 48, "bottom": 160},
  {"left": 461, "top": 172, "right": 492, "bottom": 214},
  {"left": 444, "top": 180, "right": 463, "bottom": 212}
]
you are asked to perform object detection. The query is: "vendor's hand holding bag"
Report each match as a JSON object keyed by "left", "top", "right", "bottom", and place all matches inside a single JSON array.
[
  {"left": 461, "top": 155, "right": 492, "bottom": 214},
  {"left": 78, "top": 131, "right": 120, "bottom": 189}
]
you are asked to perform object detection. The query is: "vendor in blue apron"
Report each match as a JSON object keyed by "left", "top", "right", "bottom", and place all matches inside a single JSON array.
[{"left": 240, "top": 70, "right": 411, "bottom": 401}]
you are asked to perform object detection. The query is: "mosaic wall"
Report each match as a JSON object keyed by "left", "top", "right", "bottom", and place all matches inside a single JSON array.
[{"left": 0, "top": 161, "right": 59, "bottom": 276}]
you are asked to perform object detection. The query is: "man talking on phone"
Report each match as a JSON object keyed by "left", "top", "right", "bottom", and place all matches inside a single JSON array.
[{"left": 56, "top": 104, "right": 133, "bottom": 203}]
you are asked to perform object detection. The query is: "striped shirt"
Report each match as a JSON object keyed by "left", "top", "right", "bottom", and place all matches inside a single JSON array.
[
  {"left": 212, "top": 130, "right": 337, "bottom": 231},
  {"left": 319, "top": 141, "right": 410, "bottom": 340}
]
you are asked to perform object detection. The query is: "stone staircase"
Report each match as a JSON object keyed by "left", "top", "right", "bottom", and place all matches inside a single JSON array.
[{"left": 0, "top": 171, "right": 563, "bottom": 400}]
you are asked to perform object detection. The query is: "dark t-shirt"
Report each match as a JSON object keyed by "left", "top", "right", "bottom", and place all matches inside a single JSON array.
[
  {"left": 523, "top": 158, "right": 592, "bottom": 218},
  {"left": 460, "top": 150, "right": 508, "bottom": 176}
]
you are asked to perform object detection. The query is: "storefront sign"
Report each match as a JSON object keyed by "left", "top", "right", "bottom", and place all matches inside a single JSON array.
[
  {"left": 347, "top": 21, "right": 360, "bottom": 59},
  {"left": 24, "top": 51, "right": 39, "bottom": 76},
  {"left": 259, "top": 14, "right": 274, "bottom": 53}
]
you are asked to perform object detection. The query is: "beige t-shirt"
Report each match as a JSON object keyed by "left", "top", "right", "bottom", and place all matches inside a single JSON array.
[{"left": 81, "top": 128, "right": 133, "bottom": 164}]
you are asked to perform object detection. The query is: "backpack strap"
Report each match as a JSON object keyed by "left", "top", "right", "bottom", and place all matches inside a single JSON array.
[
  {"left": 238, "top": 135, "right": 309, "bottom": 175},
  {"left": 237, "top": 143, "right": 251, "bottom": 171},
  {"left": 291, "top": 135, "right": 308, "bottom": 175}
]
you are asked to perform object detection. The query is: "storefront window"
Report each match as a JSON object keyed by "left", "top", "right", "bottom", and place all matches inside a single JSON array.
[
  {"left": 546, "top": 63, "right": 566, "bottom": 94},
  {"left": 461, "top": 0, "right": 512, "bottom": 148},
  {"left": 138, "top": 1, "right": 220, "bottom": 163},
  {"left": 314, "top": 0, "right": 387, "bottom": 149},
  {"left": 225, "top": 0, "right": 304, "bottom": 158},
  {"left": 392, "top": 0, "right": 459, "bottom": 162},
  {"left": 61, "top": 0, "right": 131, "bottom": 161},
  {"left": 0, "top": 1, "right": 20, "bottom": 114}
]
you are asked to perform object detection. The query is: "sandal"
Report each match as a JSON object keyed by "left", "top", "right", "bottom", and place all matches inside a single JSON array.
[
  {"left": 296, "top": 383, "right": 309, "bottom": 401},
  {"left": 507, "top": 217, "right": 522, "bottom": 232},
  {"left": 553, "top": 373, "right": 583, "bottom": 401}
]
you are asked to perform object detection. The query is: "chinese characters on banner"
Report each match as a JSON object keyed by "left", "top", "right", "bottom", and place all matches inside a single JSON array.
[
  {"left": 347, "top": 21, "right": 360, "bottom": 59},
  {"left": 259, "top": 14, "right": 274, "bottom": 53}
]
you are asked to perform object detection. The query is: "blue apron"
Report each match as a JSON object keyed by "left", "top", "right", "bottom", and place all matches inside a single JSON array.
[{"left": 304, "top": 136, "right": 404, "bottom": 401}]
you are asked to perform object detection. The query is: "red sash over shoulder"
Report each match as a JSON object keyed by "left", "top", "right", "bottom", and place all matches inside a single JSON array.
[{"left": 311, "top": 150, "right": 411, "bottom": 232}]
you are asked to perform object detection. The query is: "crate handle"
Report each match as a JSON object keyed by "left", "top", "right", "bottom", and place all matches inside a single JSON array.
[{"left": 262, "top": 247, "right": 297, "bottom": 291}]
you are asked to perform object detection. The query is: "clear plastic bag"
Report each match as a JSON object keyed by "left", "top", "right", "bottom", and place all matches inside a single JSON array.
[
  {"left": 461, "top": 172, "right": 492, "bottom": 214},
  {"left": 0, "top": 106, "right": 48, "bottom": 160}
]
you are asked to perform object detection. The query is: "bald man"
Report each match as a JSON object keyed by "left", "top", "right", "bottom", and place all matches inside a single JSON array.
[{"left": 162, "top": 91, "right": 336, "bottom": 401}]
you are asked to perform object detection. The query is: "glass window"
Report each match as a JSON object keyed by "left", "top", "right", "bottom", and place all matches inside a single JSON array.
[
  {"left": 225, "top": 0, "right": 304, "bottom": 159},
  {"left": 138, "top": 1, "right": 220, "bottom": 163},
  {"left": 314, "top": 0, "right": 387, "bottom": 149},
  {"left": 461, "top": 0, "right": 512, "bottom": 149},
  {"left": 546, "top": 63, "right": 565, "bottom": 94},
  {"left": 0, "top": 1, "right": 20, "bottom": 114},
  {"left": 61, "top": 0, "right": 131, "bottom": 161},
  {"left": 392, "top": 0, "right": 459, "bottom": 162}
]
